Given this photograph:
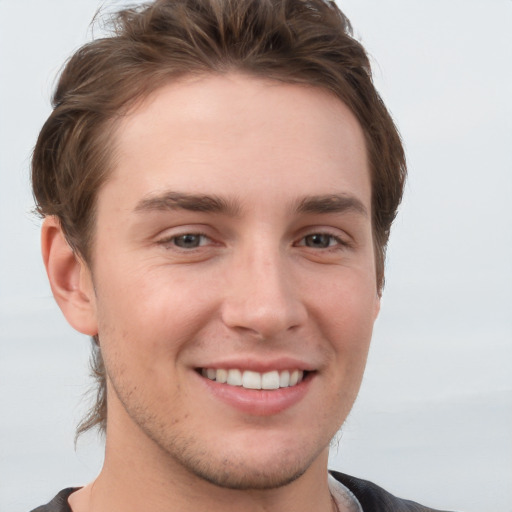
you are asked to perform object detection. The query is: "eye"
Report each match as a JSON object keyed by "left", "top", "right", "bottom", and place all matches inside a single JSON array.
[
  {"left": 166, "top": 233, "right": 210, "bottom": 249},
  {"left": 299, "top": 233, "right": 342, "bottom": 249}
]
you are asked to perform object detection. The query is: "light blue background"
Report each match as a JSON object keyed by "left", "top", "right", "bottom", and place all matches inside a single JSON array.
[{"left": 1, "top": 1, "right": 511, "bottom": 511}]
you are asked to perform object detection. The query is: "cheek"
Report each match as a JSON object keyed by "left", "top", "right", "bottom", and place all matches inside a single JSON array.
[
  {"left": 308, "top": 274, "right": 377, "bottom": 397},
  {"left": 311, "top": 272, "right": 378, "bottom": 340},
  {"left": 93, "top": 265, "right": 218, "bottom": 364}
]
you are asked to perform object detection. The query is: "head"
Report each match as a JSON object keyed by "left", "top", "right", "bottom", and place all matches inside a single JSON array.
[{"left": 32, "top": 0, "right": 405, "bottom": 449}]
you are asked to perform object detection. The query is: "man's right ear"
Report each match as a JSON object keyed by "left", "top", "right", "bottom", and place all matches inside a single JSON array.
[{"left": 41, "top": 216, "right": 98, "bottom": 336}]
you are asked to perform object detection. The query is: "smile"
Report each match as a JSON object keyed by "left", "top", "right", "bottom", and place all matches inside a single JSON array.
[{"left": 200, "top": 368, "right": 305, "bottom": 390}]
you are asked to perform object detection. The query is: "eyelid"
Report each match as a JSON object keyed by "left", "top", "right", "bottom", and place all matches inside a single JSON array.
[
  {"left": 155, "top": 228, "right": 215, "bottom": 249},
  {"left": 296, "top": 234, "right": 347, "bottom": 249},
  {"left": 153, "top": 225, "right": 352, "bottom": 250},
  {"left": 294, "top": 227, "right": 352, "bottom": 248}
]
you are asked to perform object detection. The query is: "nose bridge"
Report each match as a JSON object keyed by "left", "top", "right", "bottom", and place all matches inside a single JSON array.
[{"left": 221, "top": 235, "right": 305, "bottom": 338}]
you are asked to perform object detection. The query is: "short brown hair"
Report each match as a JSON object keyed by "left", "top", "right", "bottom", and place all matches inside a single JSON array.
[{"left": 32, "top": 0, "right": 406, "bottom": 437}]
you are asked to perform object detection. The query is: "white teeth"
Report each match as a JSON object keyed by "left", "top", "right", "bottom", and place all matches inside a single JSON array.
[
  {"left": 201, "top": 368, "right": 305, "bottom": 389},
  {"left": 279, "top": 370, "right": 290, "bottom": 387},
  {"left": 242, "top": 371, "right": 261, "bottom": 389},
  {"left": 261, "top": 371, "right": 280, "bottom": 390},
  {"left": 216, "top": 368, "right": 228, "bottom": 383},
  {"left": 227, "top": 369, "right": 242, "bottom": 386}
]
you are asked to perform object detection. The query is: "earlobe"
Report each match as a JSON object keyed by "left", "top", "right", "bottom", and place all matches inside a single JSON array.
[{"left": 41, "top": 216, "right": 98, "bottom": 336}]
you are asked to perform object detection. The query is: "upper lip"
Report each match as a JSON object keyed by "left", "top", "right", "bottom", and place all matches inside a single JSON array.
[{"left": 194, "top": 356, "right": 317, "bottom": 373}]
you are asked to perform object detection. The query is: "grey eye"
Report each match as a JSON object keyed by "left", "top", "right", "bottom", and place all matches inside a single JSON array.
[
  {"left": 303, "top": 234, "right": 334, "bottom": 248},
  {"left": 173, "top": 234, "right": 204, "bottom": 248}
]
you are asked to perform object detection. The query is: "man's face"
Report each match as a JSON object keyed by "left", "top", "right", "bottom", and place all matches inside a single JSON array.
[{"left": 87, "top": 74, "right": 379, "bottom": 489}]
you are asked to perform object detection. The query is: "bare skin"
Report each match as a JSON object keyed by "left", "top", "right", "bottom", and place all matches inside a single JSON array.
[{"left": 44, "top": 73, "right": 379, "bottom": 512}]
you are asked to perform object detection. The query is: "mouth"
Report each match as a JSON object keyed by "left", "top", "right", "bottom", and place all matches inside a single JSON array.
[
  {"left": 198, "top": 368, "right": 308, "bottom": 390},
  {"left": 195, "top": 365, "right": 315, "bottom": 415}
]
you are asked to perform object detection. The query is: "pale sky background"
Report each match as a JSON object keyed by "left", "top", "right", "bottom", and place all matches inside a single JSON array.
[{"left": 0, "top": 1, "right": 511, "bottom": 511}]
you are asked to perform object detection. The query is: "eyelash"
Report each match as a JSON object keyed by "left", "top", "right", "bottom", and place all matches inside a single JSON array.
[
  {"left": 158, "top": 232, "right": 211, "bottom": 250},
  {"left": 295, "top": 233, "right": 349, "bottom": 250},
  {"left": 157, "top": 231, "right": 350, "bottom": 252}
]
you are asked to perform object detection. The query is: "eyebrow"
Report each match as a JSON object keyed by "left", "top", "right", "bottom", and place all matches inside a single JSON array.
[
  {"left": 134, "top": 191, "right": 367, "bottom": 218},
  {"left": 295, "top": 194, "right": 368, "bottom": 217},
  {"left": 134, "top": 191, "right": 241, "bottom": 216}
]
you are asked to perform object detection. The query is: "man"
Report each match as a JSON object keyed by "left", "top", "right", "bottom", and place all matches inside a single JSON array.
[{"left": 30, "top": 0, "right": 453, "bottom": 511}]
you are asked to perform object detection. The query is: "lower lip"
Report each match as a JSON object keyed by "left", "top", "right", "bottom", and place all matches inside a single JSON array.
[{"left": 197, "top": 372, "right": 313, "bottom": 416}]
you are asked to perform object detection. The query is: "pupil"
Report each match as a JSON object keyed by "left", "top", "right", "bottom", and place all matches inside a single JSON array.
[
  {"left": 175, "top": 234, "right": 200, "bottom": 248},
  {"left": 307, "top": 234, "right": 330, "bottom": 248}
]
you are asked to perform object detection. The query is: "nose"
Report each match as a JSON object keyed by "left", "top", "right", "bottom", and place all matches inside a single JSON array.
[{"left": 220, "top": 245, "right": 307, "bottom": 340}]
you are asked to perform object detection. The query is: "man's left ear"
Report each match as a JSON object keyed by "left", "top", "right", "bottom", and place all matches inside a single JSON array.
[{"left": 41, "top": 216, "right": 98, "bottom": 336}]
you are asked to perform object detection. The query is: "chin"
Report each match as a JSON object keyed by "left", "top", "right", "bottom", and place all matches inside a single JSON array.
[
  {"left": 177, "top": 452, "right": 312, "bottom": 490},
  {"left": 156, "top": 429, "right": 328, "bottom": 491}
]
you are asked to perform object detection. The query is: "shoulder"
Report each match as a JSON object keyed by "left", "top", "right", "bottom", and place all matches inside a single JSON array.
[
  {"left": 330, "top": 470, "right": 457, "bottom": 512},
  {"left": 30, "top": 488, "right": 79, "bottom": 512}
]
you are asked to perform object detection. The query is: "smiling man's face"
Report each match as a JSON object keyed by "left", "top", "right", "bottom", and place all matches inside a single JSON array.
[{"left": 84, "top": 73, "right": 380, "bottom": 489}]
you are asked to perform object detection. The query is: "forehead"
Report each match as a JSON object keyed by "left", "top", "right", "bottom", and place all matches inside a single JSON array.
[{"left": 104, "top": 73, "right": 370, "bottom": 213}]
